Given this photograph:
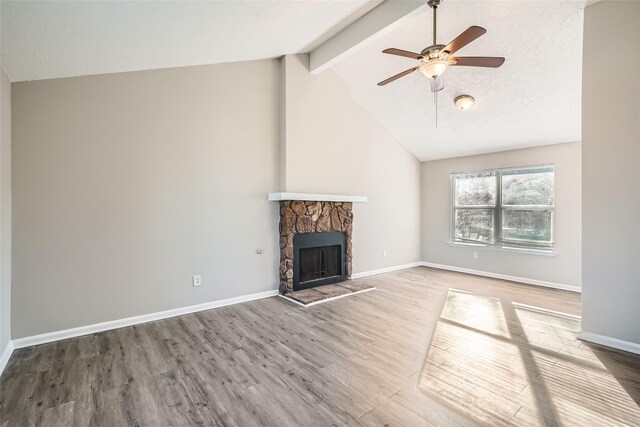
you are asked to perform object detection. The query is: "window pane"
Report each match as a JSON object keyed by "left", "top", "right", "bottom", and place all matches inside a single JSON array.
[
  {"left": 455, "top": 209, "right": 494, "bottom": 243},
  {"left": 501, "top": 167, "right": 554, "bottom": 206},
  {"left": 502, "top": 209, "right": 552, "bottom": 243},
  {"left": 454, "top": 172, "right": 496, "bottom": 206}
]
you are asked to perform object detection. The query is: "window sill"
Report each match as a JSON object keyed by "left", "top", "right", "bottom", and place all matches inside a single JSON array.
[{"left": 446, "top": 241, "right": 557, "bottom": 256}]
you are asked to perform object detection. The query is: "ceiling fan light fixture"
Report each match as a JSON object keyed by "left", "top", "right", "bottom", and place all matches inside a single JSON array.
[
  {"left": 419, "top": 60, "right": 449, "bottom": 79},
  {"left": 454, "top": 95, "right": 475, "bottom": 110}
]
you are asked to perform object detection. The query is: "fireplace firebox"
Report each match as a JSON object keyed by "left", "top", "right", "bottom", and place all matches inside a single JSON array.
[{"left": 293, "top": 232, "right": 346, "bottom": 291}]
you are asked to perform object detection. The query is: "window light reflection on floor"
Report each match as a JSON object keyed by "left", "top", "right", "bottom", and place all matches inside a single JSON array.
[{"left": 418, "top": 289, "right": 640, "bottom": 426}]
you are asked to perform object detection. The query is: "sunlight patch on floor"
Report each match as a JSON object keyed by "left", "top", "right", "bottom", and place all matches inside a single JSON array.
[{"left": 418, "top": 289, "right": 640, "bottom": 426}]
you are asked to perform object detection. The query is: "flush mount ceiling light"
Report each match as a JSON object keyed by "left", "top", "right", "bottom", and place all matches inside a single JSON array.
[{"left": 454, "top": 95, "right": 475, "bottom": 110}]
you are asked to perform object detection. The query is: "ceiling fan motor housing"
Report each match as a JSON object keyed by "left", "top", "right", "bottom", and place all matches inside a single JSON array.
[{"left": 420, "top": 44, "right": 447, "bottom": 61}]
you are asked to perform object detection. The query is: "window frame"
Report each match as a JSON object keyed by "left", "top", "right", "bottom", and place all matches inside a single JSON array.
[{"left": 450, "top": 165, "right": 555, "bottom": 251}]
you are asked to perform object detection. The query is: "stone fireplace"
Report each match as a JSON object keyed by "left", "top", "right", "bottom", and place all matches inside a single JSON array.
[{"left": 278, "top": 200, "right": 354, "bottom": 294}]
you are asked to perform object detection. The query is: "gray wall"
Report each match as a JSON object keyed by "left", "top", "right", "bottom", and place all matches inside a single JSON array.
[
  {"left": 582, "top": 1, "right": 640, "bottom": 344},
  {"left": 12, "top": 55, "right": 423, "bottom": 338},
  {"left": 1, "top": 67, "right": 11, "bottom": 355},
  {"left": 12, "top": 60, "right": 281, "bottom": 338},
  {"left": 421, "top": 142, "right": 582, "bottom": 288},
  {"left": 281, "top": 55, "right": 422, "bottom": 273}
]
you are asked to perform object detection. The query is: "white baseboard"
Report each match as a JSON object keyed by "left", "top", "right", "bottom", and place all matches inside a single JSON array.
[
  {"left": 420, "top": 262, "right": 581, "bottom": 293},
  {"left": 11, "top": 289, "right": 279, "bottom": 350},
  {"left": 4, "top": 260, "right": 580, "bottom": 360},
  {"left": 351, "top": 262, "right": 423, "bottom": 279},
  {"left": 578, "top": 331, "right": 640, "bottom": 355},
  {"left": 0, "top": 341, "right": 15, "bottom": 376}
]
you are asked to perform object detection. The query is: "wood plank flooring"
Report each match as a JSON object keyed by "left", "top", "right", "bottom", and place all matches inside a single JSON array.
[{"left": 1, "top": 267, "right": 639, "bottom": 426}]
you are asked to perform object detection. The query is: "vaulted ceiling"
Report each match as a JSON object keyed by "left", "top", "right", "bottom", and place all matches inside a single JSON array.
[
  {"left": 0, "top": 0, "right": 380, "bottom": 82},
  {"left": 1, "top": 0, "right": 585, "bottom": 161},
  {"left": 331, "top": 1, "right": 585, "bottom": 160}
]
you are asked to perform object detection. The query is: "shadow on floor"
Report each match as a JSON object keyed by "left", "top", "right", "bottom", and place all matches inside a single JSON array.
[{"left": 585, "top": 341, "right": 640, "bottom": 408}]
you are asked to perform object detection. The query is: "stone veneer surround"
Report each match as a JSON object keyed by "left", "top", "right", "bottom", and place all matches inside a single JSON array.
[{"left": 279, "top": 200, "right": 353, "bottom": 294}]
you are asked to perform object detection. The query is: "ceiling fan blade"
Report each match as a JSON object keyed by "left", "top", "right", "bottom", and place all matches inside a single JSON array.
[
  {"left": 451, "top": 56, "right": 505, "bottom": 68},
  {"left": 377, "top": 66, "right": 419, "bottom": 86},
  {"left": 442, "top": 26, "right": 487, "bottom": 56},
  {"left": 382, "top": 48, "right": 424, "bottom": 60},
  {"left": 430, "top": 75, "right": 444, "bottom": 92}
]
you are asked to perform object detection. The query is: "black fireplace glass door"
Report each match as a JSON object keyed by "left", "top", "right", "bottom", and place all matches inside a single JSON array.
[
  {"left": 293, "top": 231, "right": 346, "bottom": 291},
  {"left": 299, "top": 245, "right": 341, "bottom": 283}
]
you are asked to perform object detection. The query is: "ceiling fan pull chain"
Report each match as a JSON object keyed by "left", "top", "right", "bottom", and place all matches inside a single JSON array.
[{"left": 434, "top": 89, "right": 439, "bottom": 128}]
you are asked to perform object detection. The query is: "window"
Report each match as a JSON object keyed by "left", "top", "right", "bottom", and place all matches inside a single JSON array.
[{"left": 451, "top": 165, "right": 554, "bottom": 250}]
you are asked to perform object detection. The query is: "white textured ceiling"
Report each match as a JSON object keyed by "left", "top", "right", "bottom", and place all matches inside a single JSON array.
[
  {"left": 331, "top": 1, "right": 585, "bottom": 161},
  {"left": 2, "top": 0, "right": 585, "bottom": 161},
  {"left": 1, "top": 0, "right": 380, "bottom": 82}
]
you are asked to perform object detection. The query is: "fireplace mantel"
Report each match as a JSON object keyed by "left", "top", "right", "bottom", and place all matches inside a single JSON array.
[{"left": 268, "top": 192, "right": 367, "bottom": 203}]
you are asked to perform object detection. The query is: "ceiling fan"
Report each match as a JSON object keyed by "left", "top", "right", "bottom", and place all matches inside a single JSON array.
[{"left": 378, "top": 0, "right": 505, "bottom": 91}]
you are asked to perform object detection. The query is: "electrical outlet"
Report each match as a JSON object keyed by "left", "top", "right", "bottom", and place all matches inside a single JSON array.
[
  {"left": 193, "top": 275, "right": 202, "bottom": 287},
  {"left": 383, "top": 250, "right": 388, "bottom": 258},
  {"left": 473, "top": 251, "right": 478, "bottom": 259}
]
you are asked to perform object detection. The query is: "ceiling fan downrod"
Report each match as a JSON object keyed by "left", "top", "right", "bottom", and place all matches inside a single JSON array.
[{"left": 427, "top": 0, "right": 441, "bottom": 45}]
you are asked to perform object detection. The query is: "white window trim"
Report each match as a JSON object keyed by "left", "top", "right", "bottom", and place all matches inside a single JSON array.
[{"left": 450, "top": 164, "right": 556, "bottom": 253}]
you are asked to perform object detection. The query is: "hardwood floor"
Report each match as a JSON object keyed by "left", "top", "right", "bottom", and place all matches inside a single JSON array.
[{"left": 1, "top": 267, "right": 639, "bottom": 426}]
